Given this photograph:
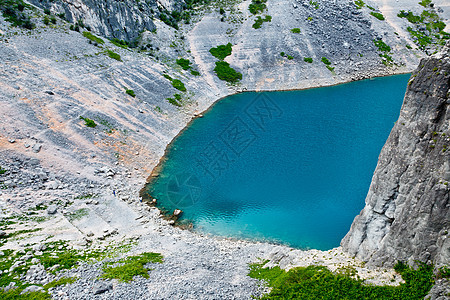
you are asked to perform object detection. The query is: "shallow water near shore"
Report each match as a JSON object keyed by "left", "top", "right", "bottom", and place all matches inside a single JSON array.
[{"left": 145, "top": 74, "right": 410, "bottom": 250}]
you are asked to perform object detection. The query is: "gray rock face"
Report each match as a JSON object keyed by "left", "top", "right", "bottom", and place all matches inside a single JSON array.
[
  {"left": 27, "top": 0, "right": 186, "bottom": 41},
  {"left": 342, "top": 43, "right": 450, "bottom": 268}
]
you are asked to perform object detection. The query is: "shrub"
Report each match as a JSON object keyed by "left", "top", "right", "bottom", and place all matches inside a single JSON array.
[
  {"left": 253, "top": 15, "right": 271, "bottom": 29},
  {"left": 172, "top": 79, "right": 186, "bottom": 92},
  {"left": 44, "top": 8, "right": 50, "bottom": 15},
  {"left": 44, "top": 277, "right": 77, "bottom": 290},
  {"left": 373, "top": 39, "right": 391, "bottom": 52},
  {"left": 354, "top": 0, "right": 365, "bottom": 9},
  {"left": 163, "top": 74, "right": 173, "bottom": 81},
  {"left": 304, "top": 57, "right": 313, "bottom": 63},
  {"left": 249, "top": 260, "right": 436, "bottom": 299},
  {"left": 125, "top": 89, "right": 136, "bottom": 97},
  {"left": 249, "top": 0, "right": 267, "bottom": 15},
  {"left": 280, "top": 52, "right": 285, "bottom": 56},
  {"left": 370, "top": 11, "right": 385, "bottom": 20},
  {"left": 0, "top": 0, "right": 35, "bottom": 29},
  {"left": 213, "top": 61, "right": 242, "bottom": 83},
  {"left": 167, "top": 98, "right": 182, "bottom": 107},
  {"left": 110, "top": 38, "right": 128, "bottom": 48},
  {"left": 190, "top": 70, "right": 200, "bottom": 76},
  {"left": 397, "top": 10, "right": 421, "bottom": 23},
  {"left": 0, "top": 167, "right": 6, "bottom": 175},
  {"left": 79, "top": 116, "right": 96, "bottom": 128},
  {"left": 43, "top": 15, "right": 50, "bottom": 25},
  {"left": 419, "top": 0, "right": 432, "bottom": 7},
  {"left": 321, "top": 57, "right": 331, "bottom": 65},
  {"left": 82, "top": 31, "right": 104, "bottom": 45},
  {"left": 291, "top": 28, "right": 301, "bottom": 33},
  {"left": 50, "top": 15, "right": 56, "bottom": 24},
  {"left": 106, "top": 50, "right": 122, "bottom": 61},
  {"left": 326, "top": 65, "right": 335, "bottom": 72},
  {"left": 287, "top": 55, "right": 293, "bottom": 60},
  {"left": 219, "top": 7, "right": 225, "bottom": 14},
  {"left": 176, "top": 58, "right": 191, "bottom": 70},
  {"left": 209, "top": 43, "right": 233, "bottom": 60},
  {"left": 309, "top": 0, "right": 319, "bottom": 9}
]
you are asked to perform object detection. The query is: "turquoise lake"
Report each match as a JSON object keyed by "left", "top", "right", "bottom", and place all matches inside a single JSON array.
[{"left": 144, "top": 74, "right": 410, "bottom": 250}]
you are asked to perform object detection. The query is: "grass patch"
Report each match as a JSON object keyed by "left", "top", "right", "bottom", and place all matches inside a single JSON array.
[
  {"left": 44, "top": 277, "right": 77, "bottom": 290},
  {"left": 213, "top": 61, "right": 242, "bottom": 83},
  {"left": 171, "top": 79, "right": 186, "bottom": 92},
  {"left": 109, "top": 38, "right": 128, "bottom": 49},
  {"left": 167, "top": 98, "right": 182, "bottom": 107},
  {"left": 79, "top": 116, "right": 97, "bottom": 128},
  {"left": 125, "top": 89, "right": 136, "bottom": 97},
  {"left": 106, "top": 50, "right": 121, "bottom": 61},
  {"left": 209, "top": 43, "right": 232, "bottom": 60},
  {"left": 249, "top": 0, "right": 267, "bottom": 15},
  {"left": 304, "top": 57, "right": 313, "bottom": 63},
  {"left": 253, "top": 15, "right": 271, "bottom": 29},
  {"left": 101, "top": 252, "right": 163, "bottom": 283},
  {"left": 82, "top": 31, "right": 104, "bottom": 45},
  {"left": 249, "top": 260, "right": 436, "bottom": 299},
  {"left": 0, "top": 289, "right": 50, "bottom": 299},
  {"left": 419, "top": 0, "right": 432, "bottom": 7},
  {"left": 370, "top": 12, "right": 385, "bottom": 20},
  {"left": 65, "top": 208, "right": 89, "bottom": 222},
  {"left": 291, "top": 28, "right": 301, "bottom": 33}
]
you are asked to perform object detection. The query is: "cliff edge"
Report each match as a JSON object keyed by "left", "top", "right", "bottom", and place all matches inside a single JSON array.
[{"left": 342, "top": 42, "right": 450, "bottom": 268}]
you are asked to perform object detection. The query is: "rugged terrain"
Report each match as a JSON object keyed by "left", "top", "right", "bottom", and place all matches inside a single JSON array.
[{"left": 0, "top": 0, "right": 449, "bottom": 298}]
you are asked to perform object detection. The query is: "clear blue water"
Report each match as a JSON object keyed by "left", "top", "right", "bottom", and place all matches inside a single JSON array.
[{"left": 144, "top": 74, "right": 410, "bottom": 250}]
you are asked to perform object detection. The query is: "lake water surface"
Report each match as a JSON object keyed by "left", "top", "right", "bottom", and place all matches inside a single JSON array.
[{"left": 144, "top": 74, "right": 410, "bottom": 250}]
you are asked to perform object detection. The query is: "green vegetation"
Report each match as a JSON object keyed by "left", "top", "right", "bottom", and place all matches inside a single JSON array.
[
  {"left": 354, "top": 0, "right": 365, "bottom": 9},
  {"left": 373, "top": 39, "right": 393, "bottom": 65},
  {"left": 110, "top": 38, "right": 129, "bottom": 49},
  {"left": 167, "top": 97, "right": 182, "bottom": 107},
  {"left": 249, "top": 0, "right": 267, "bottom": 15},
  {"left": 43, "top": 15, "right": 50, "bottom": 25},
  {"left": 0, "top": 0, "right": 34, "bottom": 29},
  {"left": 213, "top": 61, "right": 242, "bottom": 83},
  {"left": 79, "top": 116, "right": 97, "bottom": 128},
  {"left": 374, "top": 39, "right": 391, "bottom": 52},
  {"left": 125, "top": 89, "right": 136, "bottom": 97},
  {"left": 0, "top": 167, "right": 6, "bottom": 175},
  {"left": 101, "top": 252, "right": 163, "bottom": 282},
  {"left": 398, "top": 10, "right": 421, "bottom": 23},
  {"left": 190, "top": 70, "right": 200, "bottom": 76},
  {"left": 0, "top": 289, "right": 51, "bottom": 299},
  {"left": 419, "top": 0, "right": 432, "bottom": 7},
  {"left": 106, "top": 50, "right": 121, "bottom": 61},
  {"left": 304, "top": 57, "right": 313, "bottom": 63},
  {"left": 43, "top": 277, "right": 77, "bottom": 290},
  {"left": 280, "top": 52, "right": 285, "bottom": 57},
  {"left": 249, "top": 260, "right": 438, "bottom": 299},
  {"left": 209, "top": 43, "right": 233, "bottom": 60},
  {"left": 309, "top": 0, "right": 319, "bottom": 9},
  {"left": 287, "top": 55, "right": 293, "bottom": 60},
  {"left": 253, "top": 15, "right": 272, "bottom": 29},
  {"left": 291, "top": 28, "right": 301, "bottom": 33},
  {"left": 176, "top": 58, "right": 191, "bottom": 70},
  {"left": 370, "top": 11, "right": 385, "bottom": 20},
  {"left": 171, "top": 79, "right": 186, "bottom": 92},
  {"left": 321, "top": 57, "right": 331, "bottom": 65},
  {"left": 65, "top": 208, "right": 89, "bottom": 222},
  {"left": 82, "top": 31, "right": 104, "bottom": 45}
]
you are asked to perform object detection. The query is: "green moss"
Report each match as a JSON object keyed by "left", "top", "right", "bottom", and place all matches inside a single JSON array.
[
  {"left": 209, "top": 43, "right": 233, "bottom": 60},
  {"left": 304, "top": 57, "right": 313, "bottom": 63},
  {"left": 249, "top": 260, "right": 435, "bottom": 299},
  {"left": 82, "top": 31, "right": 104, "bottom": 45},
  {"left": 252, "top": 15, "right": 271, "bottom": 29},
  {"left": 171, "top": 79, "right": 186, "bottom": 92},
  {"left": 79, "top": 116, "right": 97, "bottom": 128},
  {"left": 106, "top": 50, "right": 121, "bottom": 61},
  {"left": 125, "top": 89, "right": 136, "bottom": 97},
  {"left": 213, "top": 61, "right": 242, "bottom": 83},
  {"left": 101, "top": 252, "right": 163, "bottom": 283},
  {"left": 291, "top": 28, "right": 301, "bottom": 33}
]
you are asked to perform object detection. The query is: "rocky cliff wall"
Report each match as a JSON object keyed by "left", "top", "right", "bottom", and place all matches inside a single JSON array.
[{"left": 341, "top": 43, "right": 450, "bottom": 268}]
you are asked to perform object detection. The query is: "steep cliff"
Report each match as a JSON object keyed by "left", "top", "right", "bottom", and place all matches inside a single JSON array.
[
  {"left": 26, "top": 0, "right": 189, "bottom": 41},
  {"left": 342, "top": 42, "right": 450, "bottom": 268}
]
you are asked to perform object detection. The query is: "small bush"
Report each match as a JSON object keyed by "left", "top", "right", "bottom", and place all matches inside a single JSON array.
[
  {"left": 50, "top": 15, "right": 56, "bottom": 24},
  {"left": 44, "top": 8, "right": 50, "bottom": 15},
  {"left": 249, "top": 0, "right": 267, "bottom": 15},
  {"left": 190, "top": 70, "right": 200, "bottom": 76},
  {"left": 291, "top": 28, "right": 301, "bottom": 33},
  {"left": 321, "top": 57, "right": 331, "bottom": 65},
  {"left": 125, "top": 89, "right": 136, "bottom": 97},
  {"left": 213, "top": 61, "right": 242, "bottom": 83},
  {"left": 0, "top": 167, "right": 6, "bottom": 175},
  {"left": 163, "top": 74, "right": 173, "bottom": 81},
  {"left": 304, "top": 57, "right": 313, "bottom": 63},
  {"left": 309, "top": 0, "right": 319, "bottom": 9},
  {"left": 1, "top": 0, "right": 35, "bottom": 29},
  {"left": 287, "top": 55, "right": 293, "bottom": 60},
  {"left": 110, "top": 38, "right": 128, "bottom": 48},
  {"left": 280, "top": 52, "right": 285, "bottom": 57},
  {"left": 419, "top": 0, "right": 432, "bottom": 7},
  {"left": 176, "top": 58, "right": 191, "bottom": 70},
  {"left": 167, "top": 98, "right": 182, "bottom": 107},
  {"left": 253, "top": 15, "right": 271, "bottom": 29},
  {"left": 209, "top": 43, "right": 233, "bottom": 60},
  {"left": 79, "top": 116, "right": 97, "bottom": 128},
  {"left": 43, "top": 15, "right": 50, "bottom": 25},
  {"left": 106, "top": 50, "right": 122, "bottom": 61},
  {"left": 354, "top": 0, "right": 365, "bottom": 9},
  {"left": 219, "top": 7, "right": 225, "bottom": 14},
  {"left": 172, "top": 79, "right": 186, "bottom": 92},
  {"left": 370, "top": 11, "right": 385, "bottom": 21},
  {"left": 374, "top": 39, "right": 391, "bottom": 52},
  {"left": 82, "top": 31, "right": 104, "bottom": 45}
]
